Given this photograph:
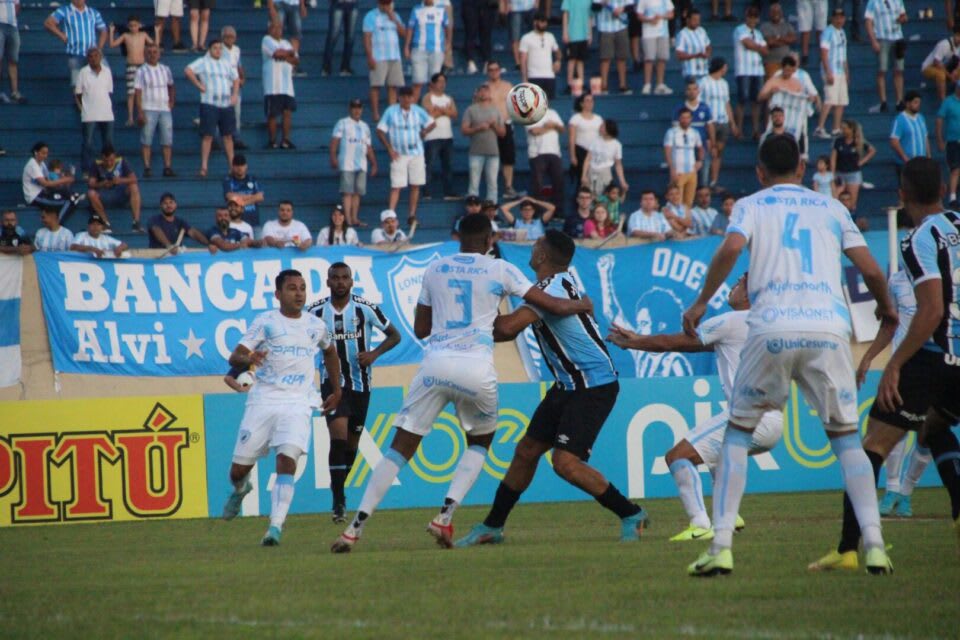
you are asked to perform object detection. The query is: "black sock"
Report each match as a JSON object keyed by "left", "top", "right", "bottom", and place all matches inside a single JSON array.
[
  {"left": 483, "top": 483, "right": 523, "bottom": 529},
  {"left": 344, "top": 447, "right": 358, "bottom": 474},
  {"left": 838, "top": 449, "right": 884, "bottom": 553},
  {"left": 926, "top": 427, "right": 960, "bottom": 520},
  {"left": 595, "top": 483, "right": 641, "bottom": 519},
  {"left": 329, "top": 439, "right": 347, "bottom": 509}
]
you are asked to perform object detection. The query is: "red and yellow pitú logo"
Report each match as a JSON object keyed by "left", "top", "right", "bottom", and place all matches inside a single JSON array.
[{"left": 0, "top": 396, "right": 208, "bottom": 526}]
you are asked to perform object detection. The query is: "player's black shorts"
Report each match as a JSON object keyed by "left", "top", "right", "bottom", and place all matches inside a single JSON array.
[
  {"left": 867, "top": 349, "right": 958, "bottom": 429},
  {"left": 321, "top": 381, "right": 371, "bottom": 434},
  {"left": 525, "top": 381, "right": 618, "bottom": 461}
]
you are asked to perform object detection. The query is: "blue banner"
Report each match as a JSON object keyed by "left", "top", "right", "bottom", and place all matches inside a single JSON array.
[{"left": 202, "top": 372, "right": 940, "bottom": 520}]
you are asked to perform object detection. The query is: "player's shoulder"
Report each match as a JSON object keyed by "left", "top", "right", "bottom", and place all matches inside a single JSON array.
[
  {"left": 307, "top": 297, "right": 330, "bottom": 314},
  {"left": 351, "top": 294, "right": 381, "bottom": 309}
]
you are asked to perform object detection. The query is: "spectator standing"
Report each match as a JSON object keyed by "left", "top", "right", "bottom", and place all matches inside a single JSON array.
[
  {"left": 758, "top": 56, "right": 819, "bottom": 160},
  {"left": 664, "top": 108, "right": 703, "bottom": 209},
  {"left": 317, "top": 204, "right": 360, "bottom": 246},
  {"left": 74, "top": 47, "right": 113, "bottom": 175},
  {"left": 584, "top": 202, "right": 617, "bottom": 239},
  {"left": 675, "top": 9, "right": 711, "bottom": 82},
  {"left": 33, "top": 207, "right": 76, "bottom": 251},
  {"left": 188, "top": 0, "right": 214, "bottom": 53},
  {"left": 371, "top": 209, "right": 409, "bottom": 243},
  {"left": 461, "top": 0, "right": 495, "bottom": 74},
  {"left": 797, "top": 0, "right": 827, "bottom": 67},
  {"left": 148, "top": 192, "right": 212, "bottom": 252},
  {"left": 72, "top": 213, "right": 128, "bottom": 256},
  {"left": 486, "top": 61, "right": 522, "bottom": 198},
  {"left": 505, "top": 0, "right": 537, "bottom": 71},
  {"left": 732, "top": 7, "right": 768, "bottom": 139},
  {"left": 889, "top": 91, "right": 929, "bottom": 183},
  {"left": 154, "top": 0, "right": 185, "bottom": 52},
  {"left": 226, "top": 196, "right": 257, "bottom": 241},
  {"left": 331, "top": 98, "right": 378, "bottom": 226},
  {"left": 581, "top": 119, "right": 627, "bottom": 196},
  {"left": 814, "top": 8, "right": 848, "bottom": 139},
  {"left": 436, "top": 0, "right": 455, "bottom": 73},
  {"left": 636, "top": 0, "right": 673, "bottom": 95},
  {"left": 519, "top": 13, "right": 561, "bottom": 99},
  {"left": 561, "top": 0, "right": 591, "bottom": 91},
  {"left": 758, "top": 1, "right": 795, "bottom": 79},
  {"left": 221, "top": 26, "right": 248, "bottom": 150},
  {"left": 185, "top": 40, "right": 240, "bottom": 177},
  {"left": 87, "top": 145, "right": 142, "bottom": 231},
  {"left": 261, "top": 200, "right": 312, "bottom": 249},
  {"left": 864, "top": 0, "right": 906, "bottom": 113},
  {"left": 627, "top": 190, "right": 671, "bottom": 240},
  {"left": 421, "top": 73, "right": 457, "bottom": 200},
  {"left": 674, "top": 79, "right": 714, "bottom": 186},
  {"left": 404, "top": 0, "right": 449, "bottom": 100},
  {"left": 526, "top": 107, "right": 565, "bottom": 215},
  {"left": 689, "top": 185, "right": 717, "bottom": 236},
  {"left": 134, "top": 43, "right": 176, "bottom": 177},
  {"left": 44, "top": 0, "right": 107, "bottom": 87},
  {"left": 267, "top": 0, "right": 307, "bottom": 55},
  {"left": 500, "top": 196, "right": 554, "bottom": 240},
  {"left": 223, "top": 155, "right": 264, "bottom": 227},
  {"left": 0, "top": 0, "right": 25, "bottom": 103},
  {"left": 568, "top": 93, "right": 604, "bottom": 187},
  {"left": 108, "top": 16, "right": 151, "bottom": 127},
  {"left": 830, "top": 119, "right": 875, "bottom": 214},
  {"left": 322, "top": 0, "right": 358, "bottom": 76},
  {"left": 699, "top": 57, "right": 738, "bottom": 190},
  {"left": 262, "top": 19, "right": 299, "bottom": 149},
  {"left": 596, "top": 0, "right": 632, "bottom": 95},
  {"left": 22, "top": 142, "right": 81, "bottom": 219},
  {"left": 377, "top": 86, "right": 435, "bottom": 223},
  {"left": 563, "top": 187, "right": 594, "bottom": 238},
  {"left": 363, "top": 0, "right": 406, "bottom": 122},
  {"left": 461, "top": 83, "right": 505, "bottom": 204},
  {"left": 921, "top": 26, "right": 960, "bottom": 102},
  {"left": 0, "top": 210, "right": 33, "bottom": 255},
  {"left": 207, "top": 207, "right": 251, "bottom": 251},
  {"left": 936, "top": 83, "right": 960, "bottom": 205}
]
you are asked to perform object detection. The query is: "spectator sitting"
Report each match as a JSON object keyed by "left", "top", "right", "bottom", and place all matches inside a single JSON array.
[
  {"left": 222, "top": 154, "right": 264, "bottom": 227},
  {"left": 261, "top": 200, "right": 312, "bottom": 250},
  {"left": 108, "top": 15, "right": 152, "bottom": 127},
  {"left": 22, "top": 142, "right": 83, "bottom": 220},
  {"left": 148, "top": 192, "right": 213, "bottom": 253},
  {"left": 922, "top": 26, "right": 960, "bottom": 102},
  {"left": 584, "top": 202, "right": 617, "bottom": 239},
  {"left": 207, "top": 207, "right": 251, "bottom": 251},
  {"left": 71, "top": 213, "right": 129, "bottom": 257},
  {"left": 226, "top": 196, "right": 258, "bottom": 243},
  {"left": 449, "top": 195, "right": 484, "bottom": 239},
  {"left": 709, "top": 192, "right": 735, "bottom": 235},
  {"left": 317, "top": 204, "right": 360, "bottom": 246},
  {"left": 87, "top": 145, "right": 142, "bottom": 232},
  {"left": 689, "top": 185, "right": 718, "bottom": 236},
  {"left": 627, "top": 189, "right": 672, "bottom": 240},
  {"left": 331, "top": 98, "right": 378, "bottom": 227},
  {"left": 811, "top": 154, "right": 835, "bottom": 196},
  {"left": 596, "top": 182, "right": 625, "bottom": 226},
  {"left": 33, "top": 207, "right": 75, "bottom": 251},
  {"left": 481, "top": 199, "right": 504, "bottom": 257},
  {"left": 371, "top": 209, "right": 409, "bottom": 244},
  {"left": 564, "top": 186, "right": 594, "bottom": 238},
  {"left": 661, "top": 182, "right": 692, "bottom": 237},
  {"left": 500, "top": 196, "right": 555, "bottom": 241},
  {"left": 581, "top": 118, "right": 627, "bottom": 197},
  {"left": 0, "top": 210, "right": 34, "bottom": 255},
  {"left": 75, "top": 47, "right": 114, "bottom": 175},
  {"left": 837, "top": 190, "right": 854, "bottom": 213}
]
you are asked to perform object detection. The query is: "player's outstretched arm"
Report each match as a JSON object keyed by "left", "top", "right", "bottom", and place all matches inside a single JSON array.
[
  {"left": 493, "top": 307, "right": 541, "bottom": 342},
  {"left": 683, "top": 233, "right": 745, "bottom": 335},
  {"left": 606, "top": 323, "right": 711, "bottom": 353},
  {"left": 413, "top": 304, "right": 433, "bottom": 339},
  {"left": 523, "top": 287, "right": 592, "bottom": 317},
  {"left": 321, "top": 344, "right": 343, "bottom": 413}
]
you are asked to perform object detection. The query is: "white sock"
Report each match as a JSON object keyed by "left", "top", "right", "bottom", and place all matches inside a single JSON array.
[
  {"left": 709, "top": 427, "right": 752, "bottom": 553},
  {"left": 832, "top": 432, "right": 884, "bottom": 550},
  {"left": 269, "top": 474, "right": 295, "bottom": 530},
  {"left": 438, "top": 445, "right": 487, "bottom": 524},
  {"left": 669, "top": 459, "right": 710, "bottom": 529},
  {"left": 350, "top": 449, "right": 406, "bottom": 534},
  {"left": 884, "top": 438, "right": 906, "bottom": 493},
  {"left": 900, "top": 446, "right": 932, "bottom": 497}
]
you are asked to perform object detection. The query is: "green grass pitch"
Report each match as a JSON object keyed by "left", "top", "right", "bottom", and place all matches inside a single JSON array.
[{"left": 2, "top": 489, "right": 958, "bottom": 639}]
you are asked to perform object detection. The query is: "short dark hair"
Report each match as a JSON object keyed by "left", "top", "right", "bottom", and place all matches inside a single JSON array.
[
  {"left": 208, "top": 38, "right": 222, "bottom": 47},
  {"left": 745, "top": 6, "right": 759, "bottom": 18},
  {"left": 758, "top": 134, "right": 800, "bottom": 177},
  {"left": 781, "top": 55, "right": 797, "bottom": 67},
  {"left": 520, "top": 199, "right": 535, "bottom": 209},
  {"left": 901, "top": 158, "right": 942, "bottom": 205},
  {"left": 398, "top": 86, "right": 414, "bottom": 97},
  {"left": 641, "top": 189, "right": 656, "bottom": 198},
  {"left": 430, "top": 71, "right": 445, "bottom": 84},
  {"left": 770, "top": 106, "right": 785, "bottom": 114},
  {"left": 328, "top": 261, "right": 351, "bottom": 275},
  {"left": 722, "top": 193, "right": 737, "bottom": 203},
  {"left": 101, "top": 144, "right": 116, "bottom": 156},
  {"left": 687, "top": 8, "right": 700, "bottom": 17},
  {"left": 275, "top": 269, "right": 303, "bottom": 290},
  {"left": 542, "top": 229, "right": 575, "bottom": 266},
  {"left": 127, "top": 14, "right": 141, "bottom": 23},
  {"left": 709, "top": 56, "right": 726, "bottom": 74},
  {"left": 603, "top": 118, "right": 619, "bottom": 138},
  {"left": 578, "top": 186, "right": 593, "bottom": 196},
  {"left": 677, "top": 107, "right": 692, "bottom": 117},
  {"left": 233, "top": 154, "right": 247, "bottom": 166},
  {"left": 904, "top": 90, "right": 921, "bottom": 103},
  {"left": 31, "top": 141, "right": 48, "bottom": 155},
  {"left": 279, "top": 199, "right": 294, "bottom": 208},
  {"left": 485, "top": 59, "right": 500, "bottom": 69},
  {"left": 458, "top": 213, "right": 493, "bottom": 239}
]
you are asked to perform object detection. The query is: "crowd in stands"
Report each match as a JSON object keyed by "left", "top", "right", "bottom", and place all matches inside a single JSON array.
[{"left": 2, "top": 0, "right": 960, "bottom": 255}]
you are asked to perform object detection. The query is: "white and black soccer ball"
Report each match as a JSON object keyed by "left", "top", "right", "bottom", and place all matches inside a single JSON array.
[
  {"left": 236, "top": 371, "right": 255, "bottom": 388},
  {"left": 506, "top": 82, "right": 549, "bottom": 126}
]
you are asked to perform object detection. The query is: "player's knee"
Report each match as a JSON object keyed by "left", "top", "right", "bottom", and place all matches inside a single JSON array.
[{"left": 551, "top": 449, "right": 580, "bottom": 480}]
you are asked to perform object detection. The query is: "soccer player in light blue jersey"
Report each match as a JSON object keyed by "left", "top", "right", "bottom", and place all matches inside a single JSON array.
[
  {"left": 682, "top": 134, "right": 897, "bottom": 576},
  {"left": 456, "top": 230, "right": 649, "bottom": 547},
  {"left": 331, "top": 215, "right": 592, "bottom": 552}
]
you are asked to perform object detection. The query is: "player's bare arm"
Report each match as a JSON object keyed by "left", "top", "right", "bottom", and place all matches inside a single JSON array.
[
  {"left": 358, "top": 323, "right": 402, "bottom": 367},
  {"left": 607, "top": 324, "right": 711, "bottom": 353},
  {"left": 414, "top": 303, "right": 432, "bottom": 339},
  {"left": 229, "top": 344, "right": 267, "bottom": 368},
  {"left": 523, "top": 287, "right": 592, "bottom": 317},
  {"left": 321, "top": 343, "right": 343, "bottom": 413},
  {"left": 856, "top": 314, "right": 896, "bottom": 389},
  {"left": 844, "top": 246, "right": 898, "bottom": 327},
  {"left": 683, "top": 233, "right": 745, "bottom": 335},
  {"left": 492, "top": 307, "right": 541, "bottom": 342}
]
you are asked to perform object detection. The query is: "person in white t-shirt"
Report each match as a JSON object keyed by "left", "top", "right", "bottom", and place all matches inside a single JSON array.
[
  {"left": 74, "top": 47, "right": 114, "bottom": 173},
  {"left": 221, "top": 26, "right": 248, "bottom": 149},
  {"left": 221, "top": 269, "right": 342, "bottom": 546},
  {"left": 370, "top": 208, "right": 409, "bottom": 244},
  {"left": 226, "top": 196, "right": 258, "bottom": 243},
  {"left": 331, "top": 214, "right": 592, "bottom": 552},
  {"left": 260, "top": 200, "right": 312, "bottom": 249},
  {"left": 421, "top": 72, "right": 457, "bottom": 200},
  {"left": 317, "top": 204, "right": 360, "bottom": 246},
  {"left": 526, "top": 107, "right": 565, "bottom": 216},
  {"left": 519, "top": 13, "right": 561, "bottom": 99},
  {"left": 580, "top": 119, "right": 627, "bottom": 197},
  {"left": 71, "top": 213, "right": 129, "bottom": 257},
  {"left": 921, "top": 27, "right": 960, "bottom": 101},
  {"left": 567, "top": 93, "right": 604, "bottom": 187}
]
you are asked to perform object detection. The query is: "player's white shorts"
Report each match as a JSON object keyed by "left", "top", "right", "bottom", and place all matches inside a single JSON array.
[
  {"left": 232, "top": 403, "right": 313, "bottom": 464},
  {"left": 687, "top": 409, "right": 784, "bottom": 468},
  {"left": 797, "top": 0, "right": 827, "bottom": 32},
  {"left": 155, "top": 0, "right": 184, "bottom": 18},
  {"left": 393, "top": 353, "right": 499, "bottom": 437},
  {"left": 730, "top": 331, "right": 859, "bottom": 430}
]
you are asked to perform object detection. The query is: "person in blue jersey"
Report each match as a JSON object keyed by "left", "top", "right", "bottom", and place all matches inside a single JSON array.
[
  {"left": 682, "top": 134, "right": 897, "bottom": 576},
  {"left": 456, "top": 230, "right": 649, "bottom": 547},
  {"left": 222, "top": 270, "right": 342, "bottom": 546},
  {"left": 608, "top": 272, "right": 783, "bottom": 542},
  {"left": 308, "top": 262, "right": 401, "bottom": 523},
  {"left": 331, "top": 215, "right": 592, "bottom": 552}
]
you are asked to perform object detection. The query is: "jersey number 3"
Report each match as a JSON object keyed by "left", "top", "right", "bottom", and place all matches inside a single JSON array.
[
  {"left": 782, "top": 213, "right": 813, "bottom": 275},
  {"left": 446, "top": 279, "right": 474, "bottom": 329}
]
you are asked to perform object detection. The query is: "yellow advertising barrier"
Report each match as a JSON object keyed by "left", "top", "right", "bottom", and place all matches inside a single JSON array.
[{"left": 0, "top": 396, "right": 208, "bottom": 526}]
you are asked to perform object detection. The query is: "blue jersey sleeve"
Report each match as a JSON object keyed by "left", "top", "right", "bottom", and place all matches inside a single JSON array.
[{"left": 900, "top": 225, "right": 942, "bottom": 286}]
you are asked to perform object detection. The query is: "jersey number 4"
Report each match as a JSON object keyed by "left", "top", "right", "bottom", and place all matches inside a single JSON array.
[
  {"left": 446, "top": 279, "right": 474, "bottom": 329},
  {"left": 782, "top": 213, "right": 813, "bottom": 275}
]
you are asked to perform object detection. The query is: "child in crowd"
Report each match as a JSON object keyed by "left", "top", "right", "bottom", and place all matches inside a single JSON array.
[
  {"left": 47, "top": 159, "right": 66, "bottom": 181},
  {"left": 596, "top": 182, "right": 626, "bottom": 225},
  {"left": 584, "top": 203, "right": 617, "bottom": 239},
  {"left": 661, "top": 182, "right": 692, "bottom": 238},
  {"left": 812, "top": 155, "right": 835, "bottom": 197},
  {"left": 110, "top": 16, "right": 152, "bottom": 127}
]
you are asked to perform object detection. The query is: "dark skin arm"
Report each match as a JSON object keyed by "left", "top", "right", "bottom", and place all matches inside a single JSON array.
[
  {"left": 522, "top": 286, "right": 592, "bottom": 317},
  {"left": 493, "top": 306, "right": 541, "bottom": 342},
  {"left": 358, "top": 323, "right": 402, "bottom": 367},
  {"left": 606, "top": 324, "right": 713, "bottom": 353},
  {"left": 414, "top": 303, "right": 432, "bottom": 339},
  {"left": 229, "top": 344, "right": 268, "bottom": 369}
]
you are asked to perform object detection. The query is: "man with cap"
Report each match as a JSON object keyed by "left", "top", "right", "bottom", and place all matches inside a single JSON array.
[
  {"left": 148, "top": 192, "right": 214, "bottom": 253},
  {"left": 377, "top": 85, "right": 435, "bottom": 225},
  {"left": 331, "top": 98, "right": 378, "bottom": 228},
  {"left": 222, "top": 154, "right": 264, "bottom": 228},
  {"left": 371, "top": 209, "right": 409, "bottom": 244},
  {"left": 71, "top": 213, "right": 129, "bottom": 257},
  {"left": 449, "top": 194, "right": 483, "bottom": 238}
]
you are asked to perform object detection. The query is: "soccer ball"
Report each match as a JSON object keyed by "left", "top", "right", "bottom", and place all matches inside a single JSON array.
[
  {"left": 506, "top": 83, "right": 549, "bottom": 125},
  {"left": 236, "top": 371, "right": 255, "bottom": 388}
]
